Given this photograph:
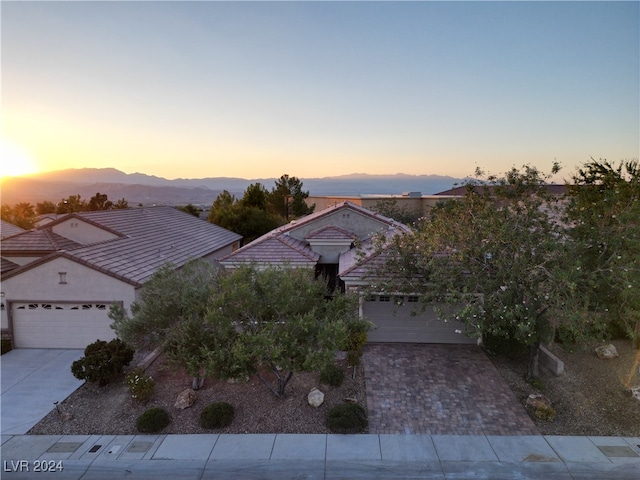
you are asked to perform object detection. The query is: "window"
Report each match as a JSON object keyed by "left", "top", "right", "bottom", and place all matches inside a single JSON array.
[
  {"left": 96, "top": 304, "right": 107, "bottom": 310},
  {"left": 42, "top": 304, "right": 52, "bottom": 310},
  {"left": 379, "top": 295, "right": 391, "bottom": 302},
  {"left": 82, "top": 304, "right": 92, "bottom": 310},
  {"left": 28, "top": 304, "right": 38, "bottom": 310},
  {"left": 408, "top": 296, "right": 419, "bottom": 303}
]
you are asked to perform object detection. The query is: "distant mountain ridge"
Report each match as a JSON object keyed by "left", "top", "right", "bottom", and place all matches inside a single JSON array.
[{"left": 2, "top": 168, "right": 464, "bottom": 206}]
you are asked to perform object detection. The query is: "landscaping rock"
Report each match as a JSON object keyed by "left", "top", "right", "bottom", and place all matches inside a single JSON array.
[
  {"left": 526, "top": 393, "right": 552, "bottom": 410},
  {"left": 595, "top": 344, "right": 619, "bottom": 360},
  {"left": 174, "top": 388, "right": 196, "bottom": 409},
  {"left": 307, "top": 387, "right": 325, "bottom": 408},
  {"left": 630, "top": 386, "right": 640, "bottom": 403}
]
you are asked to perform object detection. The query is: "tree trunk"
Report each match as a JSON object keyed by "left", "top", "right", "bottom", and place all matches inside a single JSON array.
[
  {"left": 191, "top": 375, "right": 205, "bottom": 390},
  {"left": 526, "top": 341, "right": 540, "bottom": 382}
]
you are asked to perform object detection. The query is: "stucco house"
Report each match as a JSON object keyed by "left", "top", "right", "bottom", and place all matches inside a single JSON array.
[
  {"left": 220, "top": 201, "right": 475, "bottom": 344},
  {"left": 0, "top": 206, "right": 242, "bottom": 348}
]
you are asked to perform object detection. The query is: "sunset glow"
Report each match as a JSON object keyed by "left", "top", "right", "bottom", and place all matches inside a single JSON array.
[{"left": 0, "top": 140, "right": 39, "bottom": 178}]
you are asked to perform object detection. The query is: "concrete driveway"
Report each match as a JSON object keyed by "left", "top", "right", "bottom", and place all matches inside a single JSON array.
[
  {"left": 363, "top": 343, "right": 539, "bottom": 435},
  {"left": 1, "top": 349, "right": 84, "bottom": 435}
]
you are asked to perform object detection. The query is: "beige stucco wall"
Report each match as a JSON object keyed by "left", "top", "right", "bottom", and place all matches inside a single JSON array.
[
  {"left": 289, "top": 210, "right": 392, "bottom": 241},
  {"left": 1, "top": 257, "right": 136, "bottom": 330},
  {"left": 52, "top": 218, "right": 120, "bottom": 245}
]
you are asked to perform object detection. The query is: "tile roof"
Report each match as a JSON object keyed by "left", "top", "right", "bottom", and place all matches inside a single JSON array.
[
  {"left": 1, "top": 206, "right": 242, "bottom": 286},
  {"left": 305, "top": 225, "right": 357, "bottom": 241},
  {"left": 221, "top": 201, "right": 411, "bottom": 267},
  {"left": 1, "top": 220, "right": 26, "bottom": 238},
  {"left": 1, "top": 256, "right": 20, "bottom": 275},
  {"left": 0, "top": 229, "right": 83, "bottom": 253}
]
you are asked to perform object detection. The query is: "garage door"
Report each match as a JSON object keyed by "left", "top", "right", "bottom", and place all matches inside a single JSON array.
[
  {"left": 12, "top": 302, "right": 117, "bottom": 349},
  {"left": 364, "top": 295, "right": 476, "bottom": 344}
]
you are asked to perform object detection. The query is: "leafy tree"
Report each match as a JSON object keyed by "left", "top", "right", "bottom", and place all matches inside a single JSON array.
[
  {"left": 206, "top": 266, "right": 361, "bottom": 398},
  {"left": 562, "top": 159, "right": 640, "bottom": 342},
  {"left": 370, "top": 164, "right": 564, "bottom": 380},
  {"left": 0, "top": 202, "right": 37, "bottom": 229},
  {"left": 88, "top": 192, "right": 113, "bottom": 211},
  {"left": 56, "top": 194, "right": 86, "bottom": 213},
  {"left": 36, "top": 200, "right": 57, "bottom": 215},
  {"left": 109, "top": 259, "right": 226, "bottom": 389},
  {"left": 371, "top": 198, "right": 422, "bottom": 226},
  {"left": 71, "top": 339, "right": 134, "bottom": 386},
  {"left": 209, "top": 188, "right": 281, "bottom": 243},
  {"left": 268, "top": 174, "right": 315, "bottom": 221},
  {"left": 176, "top": 204, "right": 201, "bottom": 217}
]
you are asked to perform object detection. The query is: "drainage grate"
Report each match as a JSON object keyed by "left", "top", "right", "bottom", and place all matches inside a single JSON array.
[
  {"left": 127, "top": 442, "right": 153, "bottom": 453},
  {"left": 597, "top": 446, "right": 639, "bottom": 458},
  {"left": 46, "top": 442, "right": 83, "bottom": 453}
]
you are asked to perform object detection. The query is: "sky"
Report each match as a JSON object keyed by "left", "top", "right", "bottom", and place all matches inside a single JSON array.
[{"left": 1, "top": 1, "right": 638, "bottom": 181}]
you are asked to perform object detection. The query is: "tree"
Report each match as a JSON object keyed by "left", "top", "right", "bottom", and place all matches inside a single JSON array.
[
  {"left": 562, "top": 159, "right": 640, "bottom": 342},
  {"left": 36, "top": 201, "right": 57, "bottom": 215},
  {"left": 370, "top": 164, "right": 564, "bottom": 380},
  {"left": 206, "top": 266, "right": 362, "bottom": 398},
  {"left": 0, "top": 202, "right": 37, "bottom": 229},
  {"left": 109, "top": 259, "right": 225, "bottom": 389},
  {"left": 371, "top": 198, "right": 422, "bottom": 226},
  {"left": 88, "top": 192, "right": 113, "bottom": 211},
  {"left": 268, "top": 174, "right": 315, "bottom": 221},
  {"left": 56, "top": 194, "right": 86, "bottom": 213},
  {"left": 114, "top": 198, "right": 129, "bottom": 209},
  {"left": 209, "top": 188, "right": 282, "bottom": 243},
  {"left": 176, "top": 204, "right": 201, "bottom": 217}
]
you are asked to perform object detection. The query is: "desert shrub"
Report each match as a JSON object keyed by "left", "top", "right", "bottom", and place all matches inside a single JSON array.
[
  {"left": 326, "top": 403, "right": 368, "bottom": 434},
  {"left": 534, "top": 404, "right": 556, "bottom": 422},
  {"left": 320, "top": 363, "right": 345, "bottom": 387},
  {"left": 1, "top": 339, "right": 12, "bottom": 355},
  {"left": 136, "top": 407, "right": 171, "bottom": 433},
  {"left": 482, "top": 331, "right": 527, "bottom": 359},
  {"left": 200, "top": 402, "right": 234, "bottom": 429},
  {"left": 125, "top": 367, "right": 155, "bottom": 403},
  {"left": 71, "top": 339, "right": 135, "bottom": 386},
  {"left": 344, "top": 320, "right": 369, "bottom": 366}
]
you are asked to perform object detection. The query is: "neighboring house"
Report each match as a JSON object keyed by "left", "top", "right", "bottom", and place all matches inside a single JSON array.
[
  {"left": 1, "top": 219, "right": 26, "bottom": 239},
  {"left": 0, "top": 206, "right": 242, "bottom": 348},
  {"left": 220, "top": 201, "right": 475, "bottom": 344}
]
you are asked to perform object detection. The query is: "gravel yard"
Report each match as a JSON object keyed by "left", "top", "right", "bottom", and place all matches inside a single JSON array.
[{"left": 28, "top": 339, "right": 640, "bottom": 437}]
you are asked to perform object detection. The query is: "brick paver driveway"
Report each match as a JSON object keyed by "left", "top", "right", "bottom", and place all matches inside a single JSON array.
[{"left": 363, "top": 343, "right": 539, "bottom": 435}]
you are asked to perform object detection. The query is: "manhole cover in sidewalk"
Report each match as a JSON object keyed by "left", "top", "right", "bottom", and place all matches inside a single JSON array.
[
  {"left": 597, "top": 446, "right": 639, "bottom": 458},
  {"left": 47, "top": 442, "right": 83, "bottom": 453}
]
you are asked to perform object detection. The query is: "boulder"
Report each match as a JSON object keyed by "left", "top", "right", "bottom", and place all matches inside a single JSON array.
[
  {"left": 595, "top": 344, "right": 619, "bottom": 360},
  {"left": 308, "top": 387, "right": 325, "bottom": 408},
  {"left": 630, "top": 386, "right": 640, "bottom": 403},
  {"left": 174, "top": 388, "right": 196, "bottom": 409},
  {"left": 526, "top": 393, "right": 551, "bottom": 410}
]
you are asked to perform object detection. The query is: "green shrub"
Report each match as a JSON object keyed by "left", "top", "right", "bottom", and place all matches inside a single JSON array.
[
  {"left": 136, "top": 407, "right": 171, "bottom": 433},
  {"left": 534, "top": 404, "right": 556, "bottom": 422},
  {"left": 482, "top": 332, "right": 527, "bottom": 359},
  {"left": 320, "top": 363, "right": 345, "bottom": 387},
  {"left": 344, "top": 320, "right": 369, "bottom": 366},
  {"left": 71, "top": 339, "right": 135, "bottom": 386},
  {"left": 200, "top": 402, "right": 234, "bottom": 429},
  {"left": 125, "top": 367, "right": 155, "bottom": 403},
  {"left": 326, "top": 403, "right": 368, "bottom": 434},
  {"left": 1, "top": 339, "right": 12, "bottom": 355}
]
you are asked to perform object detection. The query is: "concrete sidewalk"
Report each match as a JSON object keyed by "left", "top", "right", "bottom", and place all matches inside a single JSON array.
[{"left": 1, "top": 433, "right": 638, "bottom": 479}]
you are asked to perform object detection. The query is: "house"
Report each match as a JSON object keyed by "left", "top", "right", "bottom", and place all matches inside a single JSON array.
[
  {"left": 0, "top": 206, "right": 242, "bottom": 348},
  {"left": 1, "top": 219, "right": 26, "bottom": 239},
  {"left": 220, "top": 201, "right": 475, "bottom": 344}
]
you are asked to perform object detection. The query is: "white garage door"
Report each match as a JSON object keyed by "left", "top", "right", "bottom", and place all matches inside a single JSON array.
[
  {"left": 364, "top": 295, "right": 476, "bottom": 344},
  {"left": 12, "top": 302, "right": 117, "bottom": 349}
]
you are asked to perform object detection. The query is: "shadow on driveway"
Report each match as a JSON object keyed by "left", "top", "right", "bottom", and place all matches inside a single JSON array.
[{"left": 363, "top": 343, "right": 539, "bottom": 435}]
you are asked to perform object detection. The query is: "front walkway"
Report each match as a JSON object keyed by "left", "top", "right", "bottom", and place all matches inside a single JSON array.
[{"left": 363, "top": 343, "right": 539, "bottom": 435}]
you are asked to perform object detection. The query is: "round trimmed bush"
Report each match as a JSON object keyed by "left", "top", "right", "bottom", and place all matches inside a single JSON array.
[
  {"left": 326, "top": 403, "right": 368, "bottom": 434},
  {"left": 136, "top": 407, "right": 171, "bottom": 433},
  {"left": 320, "top": 363, "right": 345, "bottom": 387},
  {"left": 200, "top": 402, "right": 234, "bottom": 429}
]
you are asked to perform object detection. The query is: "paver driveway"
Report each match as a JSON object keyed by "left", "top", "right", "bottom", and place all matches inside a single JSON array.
[
  {"left": 1, "top": 349, "right": 84, "bottom": 435},
  {"left": 363, "top": 343, "right": 539, "bottom": 435}
]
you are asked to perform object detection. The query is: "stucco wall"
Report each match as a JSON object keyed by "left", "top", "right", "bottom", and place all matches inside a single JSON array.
[
  {"left": 52, "top": 218, "right": 120, "bottom": 245},
  {"left": 289, "top": 210, "right": 391, "bottom": 241},
  {"left": 1, "top": 257, "right": 136, "bottom": 330}
]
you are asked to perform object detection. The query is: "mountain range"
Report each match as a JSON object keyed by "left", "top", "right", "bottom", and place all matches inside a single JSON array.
[{"left": 0, "top": 168, "right": 464, "bottom": 207}]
